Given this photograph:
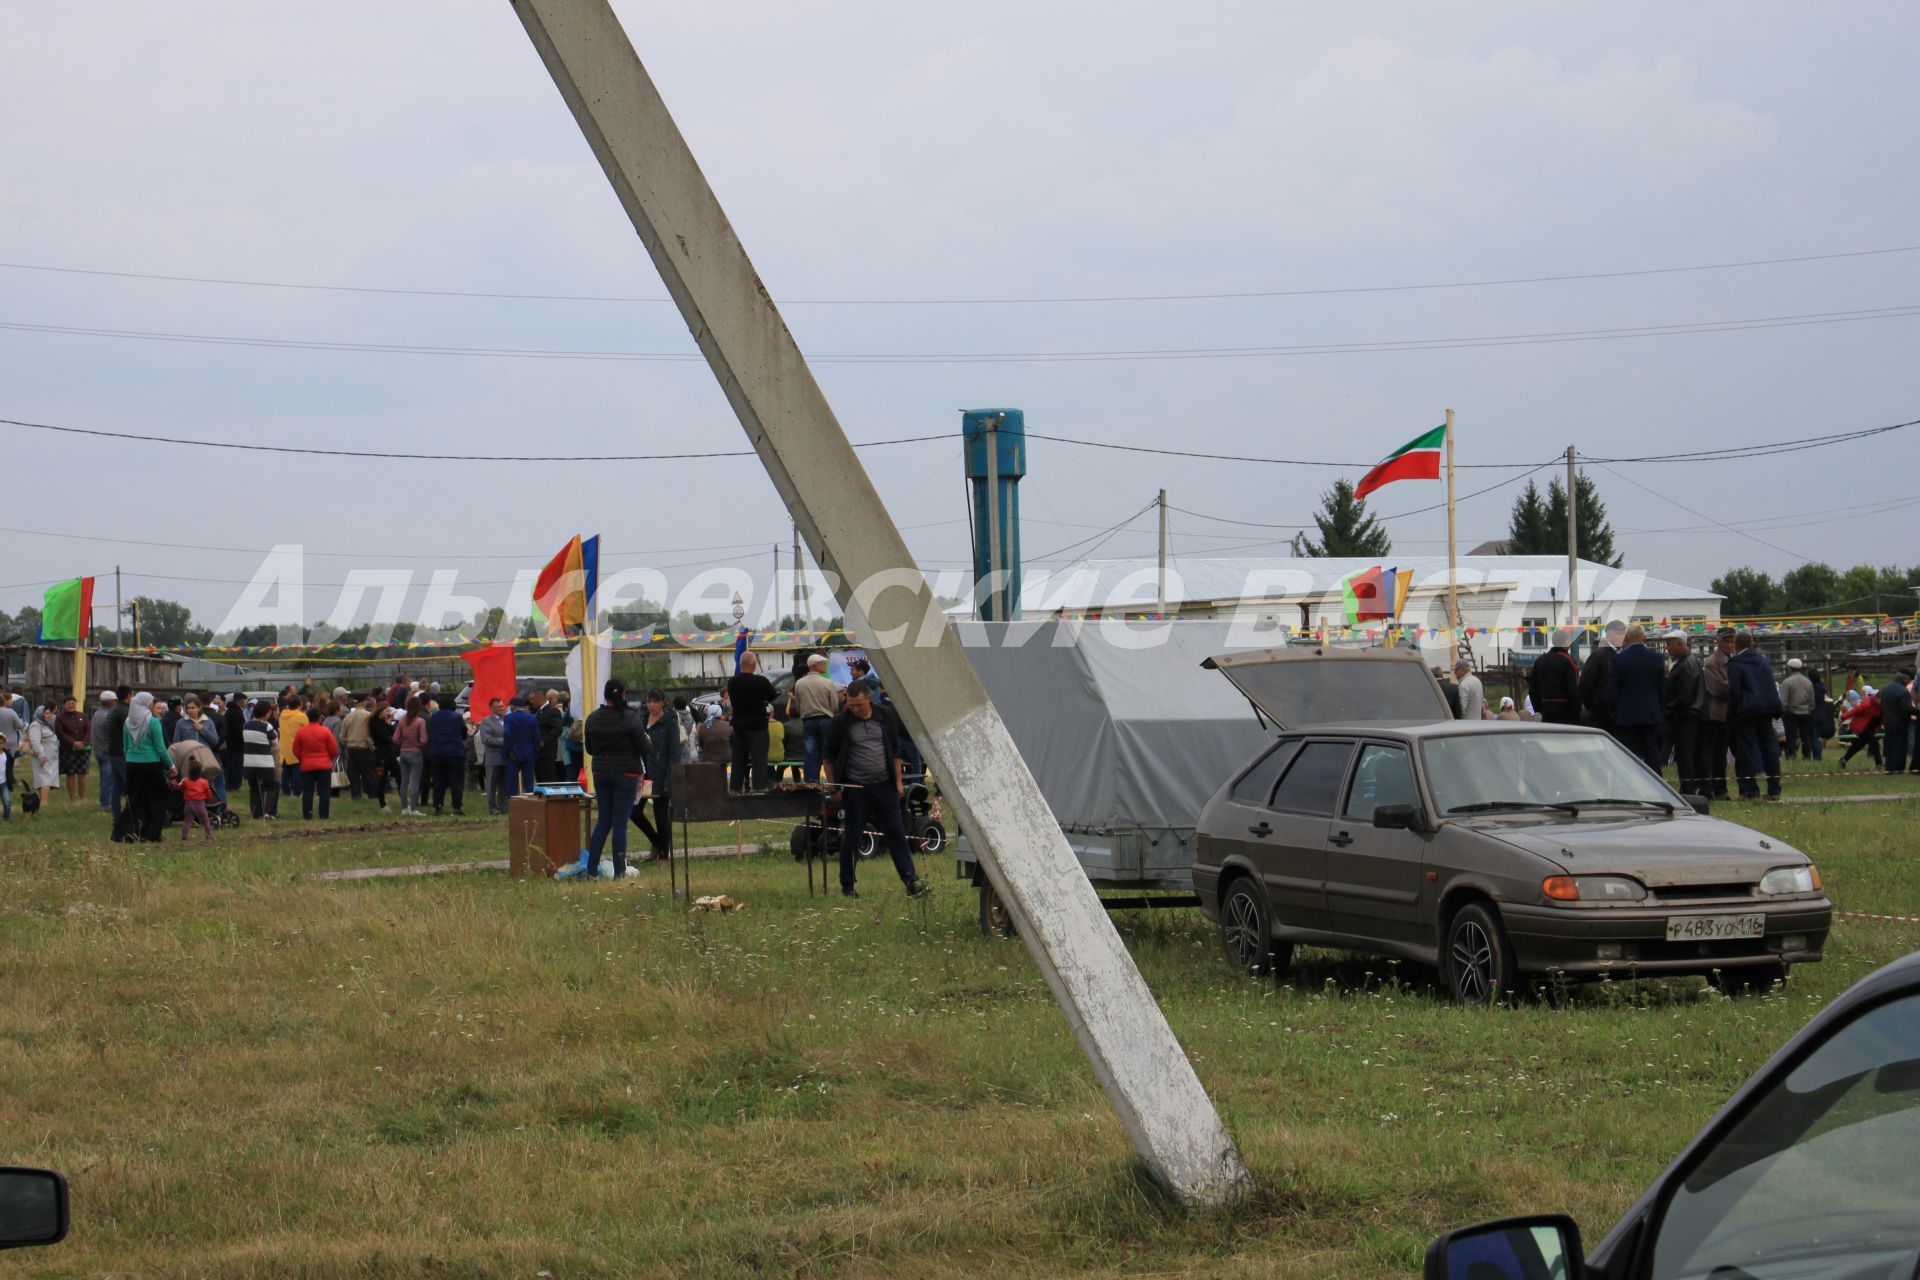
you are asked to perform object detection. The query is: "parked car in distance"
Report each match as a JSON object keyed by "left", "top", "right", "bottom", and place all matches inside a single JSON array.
[
  {"left": 1427, "top": 948, "right": 1920, "bottom": 1278},
  {"left": 1193, "top": 647, "right": 1830, "bottom": 1004}
]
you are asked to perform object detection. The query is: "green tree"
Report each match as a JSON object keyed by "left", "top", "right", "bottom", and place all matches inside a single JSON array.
[
  {"left": 1, "top": 606, "right": 41, "bottom": 644},
  {"left": 1506, "top": 481, "right": 1553, "bottom": 554},
  {"left": 1299, "top": 479, "right": 1391, "bottom": 557},
  {"left": 129, "top": 596, "right": 212, "bottom": 647},
  {"left": 1536, "top": 474, "right": 1621, "bottom": 567},
  {"left": 1778, "top": 563, "right": 1844, "bottom": 614},
  {"left": 1710, "top": 567, "right": 1779, "bottom": 616}
]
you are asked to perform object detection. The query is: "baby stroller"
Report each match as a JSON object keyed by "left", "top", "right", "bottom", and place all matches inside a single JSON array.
[
  {"left": 789, "top": 773, "right": 948, "bottom": 862},
  {"left": 166, "top": 741, "right": 242, "bottom": 830}
]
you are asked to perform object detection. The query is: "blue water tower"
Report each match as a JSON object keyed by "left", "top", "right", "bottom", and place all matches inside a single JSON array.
[{"left": 963, "top": 408, "right": 1026, "bottom": 620}]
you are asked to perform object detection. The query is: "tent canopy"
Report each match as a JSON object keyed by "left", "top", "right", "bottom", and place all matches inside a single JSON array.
[{"left": 953, "top": 620, "right": 1275, "bottom": 835}]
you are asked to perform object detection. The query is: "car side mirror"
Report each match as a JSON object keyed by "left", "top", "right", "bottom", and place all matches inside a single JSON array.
[
  {"left": 1373, "top": 803, "right": 1423, "bottom": 831},
  {"left": 1424, "top": 1213, "right": 1582, "bottom": 1280},
  {"left": 1682, "top": 793, "right": 1710, "bottom": 815},
  {"left": 0, "top": 1166, "right": 68, "bottom": 1252}
]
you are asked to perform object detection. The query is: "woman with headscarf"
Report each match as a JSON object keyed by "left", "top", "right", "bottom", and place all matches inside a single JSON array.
[
  {"left": 1495, "top": 696, "right": 1521, "bottom": 721},
  {"left": 121, "top": 692, "right": 178, "bottom": 843},
  {"left": 26, "top": 703, "right": 61, "bottom": 809}
]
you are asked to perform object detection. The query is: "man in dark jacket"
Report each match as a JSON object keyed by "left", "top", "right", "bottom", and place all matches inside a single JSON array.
[
  {"left": 426, "top": 702, "right": 470, "bottom": 816},
  {"left": 1578, "top": 621, "right": 1624, "bottom": 733},
  {"left": 1608, "top": 624, "right": 1666, "bottom": 772},
  {"left": 1700, "top": 629, "right": 1735, "bottom": 799},
  {"left": 725, "top": 652, "right": 777, "bottom": 792},
  {"left": 1527, "top": 629, "right": 1581, "bottom": 725},
  {"left": 1726, "top": 631, "right": 1783, "bottom": 800},
  {"left": 822, "top": 680, "right": 929, "bottom": 901},
  {"left": 502, "top": 697, "right": 541, "bottom": 795},
  {"left": 535, "top": 690, "right": 564, "bottom": 782},
  {"left": 1882, "top": 670, "right": 1916, "bottom": 775},
  {"left": 1661, "top": 631, "right": 1705, "bottom": 794}
]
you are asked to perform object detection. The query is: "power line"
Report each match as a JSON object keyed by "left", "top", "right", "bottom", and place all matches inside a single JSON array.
[
  {"left": 1620, "top": 493, "right": 1920, "bottom": 536},
  {"left": 1031, "top": 415, "right": 1920, "bottom": 470},
  {"left": 1025, "top": 500, "right": 1159, "bottom": 563},
  {"left": 0, "top": 416, "right": 945, "bottom": 462},
  {"left": 4, "top": 243, "right": 1914, "bottom": 305},
  {"left": 1592, "top": 461, "right": 1808, "bottom": 564},
  {"left": 3, "top": 303, "right": 1916, "bottom": 366}
]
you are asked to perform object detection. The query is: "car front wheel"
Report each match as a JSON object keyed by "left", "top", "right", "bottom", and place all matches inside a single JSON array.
[
  {"left": 1220, "top": 878, "right": 1290, "bottom": 978},
  {"left": 1445, "top": 901, "right": 1516, "bottom": 1006}
]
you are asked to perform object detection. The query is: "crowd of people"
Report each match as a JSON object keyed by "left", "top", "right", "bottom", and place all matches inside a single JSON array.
[
  {"left": 1508, "top": 624, "right": 1920, "bottom": 801},
  {"left": 2, "top": 656, "right": 934, "bottom": 901}
]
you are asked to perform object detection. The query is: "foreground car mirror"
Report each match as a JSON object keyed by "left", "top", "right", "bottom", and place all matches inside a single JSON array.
[
  {"left": 0, "top": 1167, "right": 68, "bottom": 1251},
  {"left": 1425, "top": 1213, "right": 1582, "bottom": 1280},
  {"left": 1373, "top": 803, "right": 1423, "bottom": 831},
  {"left": 1682, "top": 793, "right": 1710, "bottom": 815}
]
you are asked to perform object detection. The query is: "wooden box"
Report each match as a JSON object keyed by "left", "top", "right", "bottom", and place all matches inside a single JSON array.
[{"left": 508, "top": 794, "right": 585, "bottom": 878}]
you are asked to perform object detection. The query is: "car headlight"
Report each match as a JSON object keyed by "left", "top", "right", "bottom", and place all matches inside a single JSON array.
[
  {"left": 1542, "top": 875, "right": 1647, "bottom": 902},
  {"left": 1760, "top": 865, "right": 1818, "bottom": 895}
]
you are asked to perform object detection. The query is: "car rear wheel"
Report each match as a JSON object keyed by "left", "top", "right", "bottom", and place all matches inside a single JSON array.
[
  {"left": 1220, "top": 878, "right": 1290, "bottom": 978},
  {"left": 1444, "top": 901, "right": 1516, "bottom": 1006}
]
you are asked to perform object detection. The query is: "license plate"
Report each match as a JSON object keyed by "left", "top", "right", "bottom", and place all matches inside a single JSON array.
[{"left": 1666, "top": 913, "right": 1765, "bottom": 942}]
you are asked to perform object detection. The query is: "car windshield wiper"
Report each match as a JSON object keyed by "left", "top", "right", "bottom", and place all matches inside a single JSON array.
[
  {"left": 1445, "top": 800, "right": 1575, "bottom": 815},
  {"left": 1563, "top": 797, "right": 1676, "bottom": 813}
]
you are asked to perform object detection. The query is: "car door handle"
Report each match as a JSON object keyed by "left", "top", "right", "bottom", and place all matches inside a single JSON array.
[
  {"left": 1247, "top": 822, "right": 1272, "bottom": 837},
  {"left": 1328, "top": 830, "right": 1354, "bottom": 847}
]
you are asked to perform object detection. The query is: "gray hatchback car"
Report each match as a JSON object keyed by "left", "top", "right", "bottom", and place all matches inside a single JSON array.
[{"left": 1192, "top": 647, "right": 1830, "bottom": 1004}]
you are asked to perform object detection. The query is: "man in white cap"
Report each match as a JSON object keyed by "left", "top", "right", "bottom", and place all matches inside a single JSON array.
[
  {"left": 786, "top": 652, "right": 838, "bottom": 783},
  {"left": 1779, "top": 658, "right": 1816, "bottom": 761}
]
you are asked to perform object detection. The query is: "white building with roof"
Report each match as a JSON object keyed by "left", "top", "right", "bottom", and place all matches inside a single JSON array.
[{"left": 1007, "top": 554, "right": 1721, "bottom": 662}]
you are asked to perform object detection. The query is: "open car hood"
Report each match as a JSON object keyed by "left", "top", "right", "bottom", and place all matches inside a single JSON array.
[{"left": 1203, "top": 646, "right": 1454, "bottom": 729}]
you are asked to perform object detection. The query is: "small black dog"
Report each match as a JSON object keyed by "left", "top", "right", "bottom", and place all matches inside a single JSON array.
[{"left": 17, "top": 778, "right": 38, "bottom": 818}]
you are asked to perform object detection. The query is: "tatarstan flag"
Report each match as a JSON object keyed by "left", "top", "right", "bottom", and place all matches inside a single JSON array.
[
  {"left": 38, "top": 577, "right": 95, "bottom": 642},
  {"left": 1354, "top": 424, "right": 1446, "bottom": 499}
]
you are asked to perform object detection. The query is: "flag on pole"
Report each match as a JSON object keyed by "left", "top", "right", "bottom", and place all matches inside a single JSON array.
[
  {"left": 532, "top": 536, "right": 587, "bottom": 637},
  {"left": 578, "top": 535, "right": 600, "bottom": 623},
  {"left": 732, "top": 627, "right": 750, "bottom": 674},
  {"left": 460, "top": 644, "right": 517, "bottom": 725},
  {"left": 1341, "top": 565, "right": 1389, "bottom": 622},
  {"left": 38, "top": 577, "right": 96, "bottom": 642},
  {"left": 1354, "top": 425, "right": 1446, "bottom": 499}
]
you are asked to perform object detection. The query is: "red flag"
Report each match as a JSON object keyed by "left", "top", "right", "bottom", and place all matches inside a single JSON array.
[
  {"left": 533, "top": 535, "right": 587, "bottom": 636},
  {"left": 461, "top": 644, "right": 517, "bottom": 725}
]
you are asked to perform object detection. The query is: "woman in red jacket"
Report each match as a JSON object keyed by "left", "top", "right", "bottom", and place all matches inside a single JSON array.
[
  {"left": 292, "top": 715, "right": 340, "bottom": 820},
  {"left": 1838, "top": 689, "right": 1883, "bottom": 769}
]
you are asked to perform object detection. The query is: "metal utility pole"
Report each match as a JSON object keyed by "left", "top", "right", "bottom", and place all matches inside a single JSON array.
[
  {"left": 512, "top": 0, "right": 1251, "bottom": 1207},
  {"left": 1444, "top": 408, "right": 1460, "bottom": 641},
  {"left": 1156, "top": 489, "right": 1168, "bottom": 616},
  {"left": 1565, "top": 446, "right": 1580, "bottom": 632},
  {"left": 792, "top": 521, "right": 803, "bottom": 628},
  {"left": 984, "top": 416, "right": 1002, "bottom": 621}
]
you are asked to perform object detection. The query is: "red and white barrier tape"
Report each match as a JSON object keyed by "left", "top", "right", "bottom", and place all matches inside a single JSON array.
[{"left": 1836, "top": 909, "right": 1920, "bottom": 926}]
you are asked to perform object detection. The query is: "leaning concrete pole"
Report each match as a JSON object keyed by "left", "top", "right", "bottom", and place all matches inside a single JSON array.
[{"left": 510, "top": 0, "right": 1252, "bottom": 1207}]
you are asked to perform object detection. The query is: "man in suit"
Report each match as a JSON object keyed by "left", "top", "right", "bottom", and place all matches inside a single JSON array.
[
  {"left": 1579, "top": 620, "right": 1626, "bottom": 735},
  {"left": 1661, "top": 631, "right": 1705, "bottom": 794},
  {"left": 1527, "top": 628, "right": 1582, "bottom": 725},
  {"left": 1609, "top": 624, "right": 1667, "bottom": 773}
]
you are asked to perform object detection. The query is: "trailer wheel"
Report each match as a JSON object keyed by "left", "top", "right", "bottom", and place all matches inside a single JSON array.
[
  {"left": 917, "top": 819, "right": 946, "bottom": 853},
  {"left": 978, "top": 881, "right": 1016, "bottom": 939}
]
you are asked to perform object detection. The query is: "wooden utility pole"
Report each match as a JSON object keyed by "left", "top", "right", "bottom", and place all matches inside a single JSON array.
[
  {"left": 115, "top": 565, "right": 123, "bottom": 649},
  {"left": 1444, "top": 408, "right": 1459, "bottom": 641},
  {"left": 511, "top": 0, "right": 1251, "bottom": 1207},
  {"left": 1565, "top": 446, "right": 1580, "bottom": 632},
  {"left": 792, "top": 521, "right": 803, "bottom": 628},
  {"left": 1156, "top": 488, "right": 1168, "bottom": 617}
]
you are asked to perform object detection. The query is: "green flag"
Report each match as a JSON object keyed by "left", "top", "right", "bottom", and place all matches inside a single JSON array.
[{"left": 39, "top": 577, "right": 95, "bottom": 643}]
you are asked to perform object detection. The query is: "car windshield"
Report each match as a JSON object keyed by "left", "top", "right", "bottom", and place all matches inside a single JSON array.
[
  {"left": 1422, "top": 731, "right": 1677, "bottom": 815},
  {"left": 1650, "top": 992, "right": 1920, "bottom": 1279}
]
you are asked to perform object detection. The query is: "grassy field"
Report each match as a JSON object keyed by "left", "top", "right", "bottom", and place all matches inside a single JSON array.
[{"left": 2, "top": 761, "right": 1916, "bottom": 1278}]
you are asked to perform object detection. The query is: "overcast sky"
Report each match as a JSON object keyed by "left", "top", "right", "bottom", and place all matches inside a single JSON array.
[{"left": 3, "top": 2, "right": 1915, "bottom": 632}]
